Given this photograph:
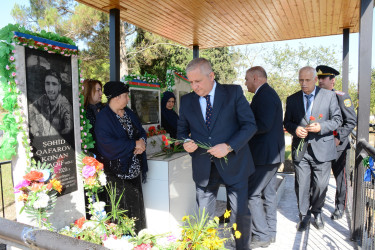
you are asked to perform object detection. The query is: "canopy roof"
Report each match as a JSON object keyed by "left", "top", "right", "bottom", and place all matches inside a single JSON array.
[{"left": 75, "top": 0, "right": 360, "bottom": 49}]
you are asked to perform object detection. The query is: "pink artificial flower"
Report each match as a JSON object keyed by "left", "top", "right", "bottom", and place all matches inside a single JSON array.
[
  {"left": 15, "top": 80, "right": 19, "bottom": 85},
  {"left": 134, "top": 244, "right": 152, "bottom": 250},
  {"left": 6, "top": 65, "right": 10, "bottom": 70},
  {"left": 80, "top": 115, "right": 83, "bottom": 119},
  {"left": 9, "top": 56, "right": 14, "bottom": 61},
  {"left": 82, "top": 165, "right": 96, "bottom": 178},
  {"left": 44, "top": 47, "right": 48, "bottom": 51},
  {"left": 84, "top": 145, "right": 87, "bottom": 149},
  {"left": 54, "top": 162, "right": 62, "bottom": 174},
  {"left": 61, "top": 52, "right": 64, "bottom": 55},
  {"left": 14, "top": 179, "right": 31, "bottom": 193},
  {"left": 80, "top": 126, "right": 83, "bottom": 131},
  {"left": 11, "top": 72, "right": 16, "bottom": 77},
  {"left": 83, "top": 132, "right": 87, "bottom": 136}
]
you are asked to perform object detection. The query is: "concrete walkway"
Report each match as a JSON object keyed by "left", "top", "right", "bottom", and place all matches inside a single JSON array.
[{"left": 269, "top": 174, "right": 356, "bottom": 250}]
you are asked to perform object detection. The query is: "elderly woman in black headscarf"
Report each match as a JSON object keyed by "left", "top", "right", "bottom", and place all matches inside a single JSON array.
[
  {"left": 95, "top": 81, "right": 148, "bottom": 233},
  {"left": 161, "top": 91, "right": 179, "bottom": 139}
]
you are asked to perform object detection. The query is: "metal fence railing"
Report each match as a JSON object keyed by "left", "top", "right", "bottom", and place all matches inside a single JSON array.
[{"left": 349, "top": 131, "right": 375, "bottom": 249}]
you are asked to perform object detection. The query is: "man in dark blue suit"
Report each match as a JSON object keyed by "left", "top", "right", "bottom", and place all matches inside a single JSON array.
[
  {"left": 245, "top": 66, "right": 285, "bottom": 248},
  {"left": 178, "top": 58, "right": 257, "bottom": 249}
]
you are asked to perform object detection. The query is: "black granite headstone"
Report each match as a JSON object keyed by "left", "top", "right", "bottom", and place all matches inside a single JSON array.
[{"left": 25, "top": 47, "right": 77, "bottom": 195}]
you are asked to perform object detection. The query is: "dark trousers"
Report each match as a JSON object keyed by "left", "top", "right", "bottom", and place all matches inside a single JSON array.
[
  {"left": 294, "top": 146, "right": 331, "bottom": 216},
  {"left": 106, "top": 174, "right": 146, "bottom": 234},
  {"left": 248, "top": 163, "right": 279, "bottom": 241},
  {"left": 196, "top": 163, "right": 251, "bottom": 250},
  {"left": 332, "top": 149, "right": 348, "bottom": 210}
]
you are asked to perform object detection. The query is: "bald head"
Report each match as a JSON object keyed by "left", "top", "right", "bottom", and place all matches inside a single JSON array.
[
  {"left": 299, "top": 66, "right": 318, "bottom": 95},
  {"left": 245, "top": 66, "right": 267, "bottom": 93}
]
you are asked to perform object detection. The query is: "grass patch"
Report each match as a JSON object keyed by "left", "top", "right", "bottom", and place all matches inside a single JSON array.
[{"left": 0, "top": 163, "right": 15, "bottom": 214}]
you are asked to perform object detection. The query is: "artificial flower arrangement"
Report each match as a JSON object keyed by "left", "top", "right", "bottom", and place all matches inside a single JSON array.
[
  {"left": 59, "top": 183, "right": 137, "bottom": 247},
  {"left": 77, "top": 153, "right": 107, "bottom": 205},
  {"left": 61, "top": 154, "right": 235, "bottom": 249},
  {"left": 14, "top": 159, "right": 63, "bottom": 229}
]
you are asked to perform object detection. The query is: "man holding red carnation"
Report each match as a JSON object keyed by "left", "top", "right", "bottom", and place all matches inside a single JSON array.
[{"left": 284, "top": 66, "right": 342, "bottom": 231}]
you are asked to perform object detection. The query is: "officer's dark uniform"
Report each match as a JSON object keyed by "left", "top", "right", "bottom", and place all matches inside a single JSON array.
[{"left": 316, "top": 65, "right": 357, "bottom": 220}]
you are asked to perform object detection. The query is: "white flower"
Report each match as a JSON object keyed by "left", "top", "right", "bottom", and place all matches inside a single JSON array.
[
  {"left": 33, "top": 192, "right": 50, "bottom": 209},
  {"left": 103, "top": 236, "right": 133, "bottom": 250},
  {"left": 92, "top": 201, "right": 106, "bottom": 212},
  {"left": 98, "top": 172, "right": 107, "bottom": 186},
  {"left": 81, "top": 221, "right": 97, "bottom": 230}
]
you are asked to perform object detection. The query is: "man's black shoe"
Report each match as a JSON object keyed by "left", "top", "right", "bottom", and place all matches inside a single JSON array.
[
  {"left": 331, "top": 208, "right": 344, "bottom": 220},
  {"left": 218, "top": 213, "right": 230, "bottom": 224},
  {"left": 250, "top": 237, "right": 271, "bottom": 249},
  {"left": 313, "top": 213, "right": 324, "bottom": 230},
  {"left": 297, "top": 215, "right": 310, "bottom": 232}
]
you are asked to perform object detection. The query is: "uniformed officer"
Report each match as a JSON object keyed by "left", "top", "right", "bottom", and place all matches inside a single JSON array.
[{"left": 316, "top": 65, "right": 357, "bottom": 220}]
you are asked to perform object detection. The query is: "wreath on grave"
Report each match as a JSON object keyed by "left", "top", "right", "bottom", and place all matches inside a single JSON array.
[
  {"left": 165, "top": 66, "right": 189, "bottom": 91},
  {"left": 0, "top": 24, "right": 93, "bottom": 161}
]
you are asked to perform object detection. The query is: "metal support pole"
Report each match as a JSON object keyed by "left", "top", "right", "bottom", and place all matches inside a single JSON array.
[
  {"left": 352, "top": 0, "right": 373, "bottom": 244},
  {"left": 342, "top": 28, "right": 349, "bottom": 93},
  {"left": 193, "top": 45, "right": 199, "bottom": 59},
  {"left": 109, "top": 8, "right": 120, "bottom": 81}
]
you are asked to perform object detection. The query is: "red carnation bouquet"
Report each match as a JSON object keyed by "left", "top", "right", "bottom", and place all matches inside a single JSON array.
[{"left": 296, "top": 114, "right": 323, "bottom": 157}]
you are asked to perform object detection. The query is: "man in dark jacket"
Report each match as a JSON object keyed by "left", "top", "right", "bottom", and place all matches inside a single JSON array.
[
  {"left": 245, "top": 66, "right": 285, "bottom": 248},
  {"left": 316, "top": 65, "right": 356, "bottom": 220},
  {"left": 178, "top": 58, "right": 257, "bottom": 249}
]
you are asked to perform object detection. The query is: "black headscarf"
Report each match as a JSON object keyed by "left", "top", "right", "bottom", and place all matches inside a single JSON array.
[
  {"left": 104, "top": 81, "right": 129, "bottom": 101},
  {"left": 161, "top": 91, "right": 179, "bottom": 138}
]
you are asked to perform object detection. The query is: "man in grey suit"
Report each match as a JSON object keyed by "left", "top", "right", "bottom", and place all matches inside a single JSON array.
[
  {"left": 284, "top": 66, "right": 342, "bottom": 231},
  {"left": 178, "top": 58, "right": 257, "bottom": 249},
  {"left": 245, "top": 66, "right": 285, "bottom": 248}
]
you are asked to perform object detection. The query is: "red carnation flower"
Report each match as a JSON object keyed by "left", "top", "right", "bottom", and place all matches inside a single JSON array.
[
  {"left": 319, "top": 114, "right": 323, "bottom": 119},
  {"left": 162, "top": 135, "right": 167, "bottom": 142},
  {"left": 333, "top": 130, "right": 338, "bottom": 136},
  {"left": 310, "top": 116, "right": 315, "bottom": 121}
]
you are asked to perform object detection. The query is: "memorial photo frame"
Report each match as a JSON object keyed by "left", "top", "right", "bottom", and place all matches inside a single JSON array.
[{"left": 0, "top": 25, "right": 86, "bottom": 228}]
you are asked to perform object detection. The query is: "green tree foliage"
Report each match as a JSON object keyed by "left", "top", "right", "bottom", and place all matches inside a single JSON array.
[
  {"left": 11, "top": 0, "right": 111, "bottom": 83},
  {"left": 131, "top": 29, "right": 241, "bottom": 84}
]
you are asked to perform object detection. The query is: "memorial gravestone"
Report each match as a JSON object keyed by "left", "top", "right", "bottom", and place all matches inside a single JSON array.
[
  {"left": 9, "top": 31, "right": 85, "bottom": 228},
  {"left": 124, "top": 75, "right": 163, "bottom": 155},
  {"left": 165, "top": 68, "right": 190, "bottom": 115}
]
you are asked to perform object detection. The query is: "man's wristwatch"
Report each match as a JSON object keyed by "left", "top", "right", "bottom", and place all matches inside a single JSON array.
[{"left": 226, "top": 144, "right": 233, "bottom": 152}]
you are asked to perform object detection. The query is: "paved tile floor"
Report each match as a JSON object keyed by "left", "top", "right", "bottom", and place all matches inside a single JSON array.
[
  {"left": 268, "top": 174, "right": 356, "bottom": 250},
  {"left": 216, "top": 174, "right": 356, "bottom": 249}
]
